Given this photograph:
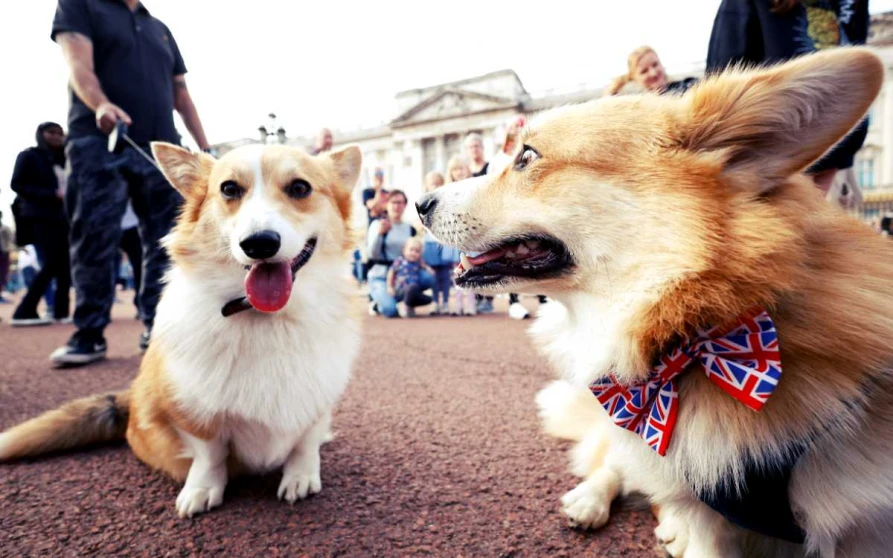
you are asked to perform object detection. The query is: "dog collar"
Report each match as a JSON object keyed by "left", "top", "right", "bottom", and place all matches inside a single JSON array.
[
  {"left": 589, "top": 307, "right": 783, "bottom": 455},
  {"left": 221, "top": 297, "right": 253, "bottom": 317}
]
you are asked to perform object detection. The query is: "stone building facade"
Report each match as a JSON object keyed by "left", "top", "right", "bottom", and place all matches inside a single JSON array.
[{"left": 213, "top": 12, "right": 893, "bottom": 228}]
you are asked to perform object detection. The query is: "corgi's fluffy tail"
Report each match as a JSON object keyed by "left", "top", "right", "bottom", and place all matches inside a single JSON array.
[
  {"left": 535, "top": 380, "right": 604, "bottom": 442},
  {"left": 0, "top": 390, "right": 130, "bottom": 461}
]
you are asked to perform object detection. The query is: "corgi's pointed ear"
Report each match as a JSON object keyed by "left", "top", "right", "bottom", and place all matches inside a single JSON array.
[
  {"left": 680, "top": 47, "right": 882, "bottom": 190},
  {"left": 328, "top": 145, "right": 362, "bottom": 195},
  {"left": 150, "top": 142, "right": 213, "bottom": 196}
]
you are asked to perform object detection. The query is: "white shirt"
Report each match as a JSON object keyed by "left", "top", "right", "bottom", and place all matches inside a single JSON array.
[{"left": 121, "top": 200, "right": 139, "bottom": 230}]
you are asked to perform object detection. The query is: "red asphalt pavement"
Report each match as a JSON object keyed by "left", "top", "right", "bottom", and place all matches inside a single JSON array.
[{"left": 0, "top": 293, "right": 658, "bottom": 557}]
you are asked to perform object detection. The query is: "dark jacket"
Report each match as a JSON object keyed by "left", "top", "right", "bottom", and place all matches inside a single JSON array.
[
  {"left": 10, "top": 148, "right": 65, "bottom": 221},
  {"left": 707, "top": 0, "right": 868, "bottom": 72},
  {"left": 11, "top": 124, "right": 66, "bottom": 223},
  {"left": 706, "top": 0, "right": 870, "bottom": 173}
]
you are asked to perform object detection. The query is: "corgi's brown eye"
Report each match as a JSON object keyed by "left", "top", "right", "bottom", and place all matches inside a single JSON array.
[
  {"left": 514, "top": 145, "right": 540, "bottom": 171},
  {"left": 220, "top": 180, "right": 243, "bottom": 200},
  {"left": 286, "top": 179, "right": 312, "bottom": 199}
]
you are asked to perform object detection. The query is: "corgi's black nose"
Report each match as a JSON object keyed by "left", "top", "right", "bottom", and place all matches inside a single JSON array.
[
  {"left": 240, "top": 230, "right": 281, "bottom": 260},
  {"left": 416, "top": 193, "right": 438, "bottom": 221}
]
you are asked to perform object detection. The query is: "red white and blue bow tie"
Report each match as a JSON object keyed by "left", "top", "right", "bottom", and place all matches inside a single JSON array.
[{"left": 589, "top": 308, "right": 782, "bottom": 456}]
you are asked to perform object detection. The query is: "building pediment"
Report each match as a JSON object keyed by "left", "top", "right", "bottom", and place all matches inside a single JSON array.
[{"left": 391, "top": 88, "right": 519, "bottom": 128}]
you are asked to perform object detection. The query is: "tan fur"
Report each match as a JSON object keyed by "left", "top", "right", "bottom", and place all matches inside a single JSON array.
[
  {"left": 424, "top": 48, "right": 890, "bottom": 556},
  {"left": 125, "top": 345, "right": 219, "bottom": 482},
  {"left": 0, "top": 391, "right": 130, "bottom": 461},
  {"left": 1, "top": 143, "right": 363, "bottom": 516}
]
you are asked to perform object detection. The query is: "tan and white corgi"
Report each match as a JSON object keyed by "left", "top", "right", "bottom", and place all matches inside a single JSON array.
[
  {"left": 417, "top": 48, "right": 892, "bottom": 557},
  {"left": 0, "top": 143, "right": 363, "bottom": 518}
]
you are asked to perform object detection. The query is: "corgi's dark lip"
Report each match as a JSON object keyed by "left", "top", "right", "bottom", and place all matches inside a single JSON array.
[
  {"left": 289, "top": 237, "right": 318, "bottom": 276},
  {"left": 222, "top": 237, "right": 318, "bottom": 318},
  {"left": 454, "top": 234, "right": 573, "bottom": 288}
]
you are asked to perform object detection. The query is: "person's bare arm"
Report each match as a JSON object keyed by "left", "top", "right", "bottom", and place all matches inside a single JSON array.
[
  {"left": 172, "top": 75, "right": 210, "bottom": 151},
  {"left": 56, "top": 31, "right": 130, "bottom": 133},
  {"left": 387, "top": 268, "right": 396, "bottom": 294}
]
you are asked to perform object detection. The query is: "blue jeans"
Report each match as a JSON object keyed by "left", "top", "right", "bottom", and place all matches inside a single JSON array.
[
  {"left": 32, "top": 240, "right": 57, "bottom": 311},
  {"left": 65, "top": 136, "right": 183, "bottom": 337},
  {"left": 369, "top": 271, "right": 434, "bottom": 318},
  {"left": 432, "top": 265, "right": 454, "bottom": 306}
]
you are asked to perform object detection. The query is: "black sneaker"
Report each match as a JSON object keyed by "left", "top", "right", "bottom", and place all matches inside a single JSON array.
[
  {"left": 139, "top": 329, "right": 151, "bottom": 352},
  {"left": 50, "top": 332, "right": 107, "bottom": 367}
]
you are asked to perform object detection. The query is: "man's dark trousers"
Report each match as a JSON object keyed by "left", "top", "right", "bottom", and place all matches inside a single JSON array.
[{"left": 65, "top": 136, "right": 182, "bottom": 342}]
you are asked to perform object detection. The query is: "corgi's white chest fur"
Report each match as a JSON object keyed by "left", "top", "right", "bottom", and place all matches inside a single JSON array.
[{"left": 154, "top": 263, "right": 359, "bottom": 471}]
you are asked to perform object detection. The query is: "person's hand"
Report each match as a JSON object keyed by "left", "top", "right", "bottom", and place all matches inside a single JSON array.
[
  {"left": 503, "top": 120, "right": 523, "bottom": 155},
  {"left": 387, "top": 287, "right": 396, "bottom": 296},
  {"left": 374, "top": 190, "right": 389, "bottom": 207},
  {"left": 379, "top": 218, "right": 392, "bottom": 235},
  {"left": 95, "top": 102, "right": 132, "bottom": 134}
]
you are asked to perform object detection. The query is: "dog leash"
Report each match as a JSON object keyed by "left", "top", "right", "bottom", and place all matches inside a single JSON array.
[{"left": 108, "top": 121, "right": 165, "bottom": 173}]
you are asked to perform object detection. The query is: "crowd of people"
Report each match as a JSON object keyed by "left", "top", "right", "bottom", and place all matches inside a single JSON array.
[
  {"left": 352, "top": 124, "right": 549, "bottom": 320},
  {"left": 0, "top": 0, "right": 882, "bottom": 361}
]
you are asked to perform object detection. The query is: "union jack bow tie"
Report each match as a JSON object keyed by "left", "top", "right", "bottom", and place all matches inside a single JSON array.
[{"left": 589, "top": 308, "right": 782, "bottom": 456}]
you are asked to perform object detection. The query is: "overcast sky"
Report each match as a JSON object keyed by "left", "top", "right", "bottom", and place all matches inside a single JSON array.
[{"left": 2, "top": 0, "right": 892, "bottom": 221}]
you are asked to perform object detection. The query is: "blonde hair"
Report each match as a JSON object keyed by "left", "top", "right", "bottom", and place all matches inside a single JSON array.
[
  {"left": 463, "top": 132, "right": 483, "bottom": 147},
  {"left": 607, "top": 45, "right": 657, "bottom": 96},
  {"left": 403, "top": 237, "right": 423, "bottom": 252},
  {"left": 424, "top": 170, "right": 445, "bottom": 192},
  {"left": 446, "top": 155, "right": 471, "bottom": 183}
]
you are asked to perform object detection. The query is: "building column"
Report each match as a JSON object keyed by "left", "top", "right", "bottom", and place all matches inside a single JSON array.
[
  {"left": 483, "top": 128, "right": 496, "bottom": 162},
  {"left": 389, "top": 140, "right": 404, "bottom": 190},
  {"left": 434, "top": 135, "right": 446, "bottom": 175},
  {"left": 407, "top": 139, "right": 424, "bottom": 205},
  {"left": 883, "top": 83, "right": 893, "bottom": 187}
]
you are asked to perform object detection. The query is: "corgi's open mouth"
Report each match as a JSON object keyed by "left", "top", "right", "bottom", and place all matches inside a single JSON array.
[
  {"left": 454, "top": 235, "right": 572, "bottom": 288},
  {"left": 241, "top": 237, "right": 318, "bottom": 313}
]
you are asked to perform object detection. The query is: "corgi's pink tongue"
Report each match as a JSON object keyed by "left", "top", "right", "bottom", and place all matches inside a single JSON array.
[{"left": 244, "top": 262, "right": 292, "bottom": 313}]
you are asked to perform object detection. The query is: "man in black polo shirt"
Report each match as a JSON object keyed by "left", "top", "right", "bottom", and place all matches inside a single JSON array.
[{"left": 49, "top": 0, "right": 211, "bottom": 366}]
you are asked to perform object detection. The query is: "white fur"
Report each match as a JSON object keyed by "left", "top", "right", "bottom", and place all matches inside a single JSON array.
[
  {"left": 155, "top": 255, "right": 358, "bottom": 443},
  {"left": 0, "top": 432, "right": 11, "bottom": 461},
  {"left": 277, "top": 412, "right": 330, "bottom": 503},
  {"left": 152, "top": 144, "right": 360, "bottom": 517},
  {"left": 535, "top": 377, "right": 751, "bottom": 558},
  {"left": 222, "top": 146, "right": 313, "bottom": 266},
  {"left": 175, "top": 429, "right": 228, "bottom": 518}
]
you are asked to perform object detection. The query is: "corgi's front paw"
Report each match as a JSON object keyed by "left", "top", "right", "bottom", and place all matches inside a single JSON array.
[
  {"left": 654, "top": 514, "right": 689, "bottom": 557},
  {"left": 176, "top": 485, "right": 224, "bottom": 518},
  {"left": 561, "top": 481, "right": 612, "bottom": 530},
  {"left": 278, "top": 471, "right": 322, "bottom": 504}
]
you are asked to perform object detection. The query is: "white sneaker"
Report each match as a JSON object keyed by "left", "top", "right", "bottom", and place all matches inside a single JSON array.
[
  {"left": 11, "top": 316, "right": 52, "bottom": 327},
  {"left": 397, "top": 302, "right": 409, "bottom": 318},
  {"left": 368, "top": 301, "right": 379, "bottom": 316},
  {"left": 508, "top": 302, "right": 530, "bottom": 320}
]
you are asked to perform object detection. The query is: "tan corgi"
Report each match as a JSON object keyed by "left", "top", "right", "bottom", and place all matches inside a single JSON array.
[
  {"left": 0, "top": 143, "right": 363, "bottom": 518},
  {"left": 417, "top": 48, "right": 891, "bottom": 557}
]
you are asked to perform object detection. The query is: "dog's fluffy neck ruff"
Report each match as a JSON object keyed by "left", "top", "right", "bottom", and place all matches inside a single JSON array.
[
  {"left": 532, "top": 180, "right": 893, "bottom": 496},
  {"left": 539, "top": 182, "right": 814, "bottom": 387},
  {"left": 151, "top": 252, "right": 356, "bottom": 432}
]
